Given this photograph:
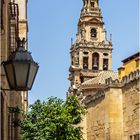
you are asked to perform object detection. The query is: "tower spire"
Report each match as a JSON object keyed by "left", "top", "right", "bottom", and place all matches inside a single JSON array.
[
  {"left": 82, "top": 0, "right": 100, "bottom": 13},
  {"left": 68, "top": 0, "right": 113, "bottom": 94},
  {"left": 83, "top": 0, "right": 99, "bottom": 7}
]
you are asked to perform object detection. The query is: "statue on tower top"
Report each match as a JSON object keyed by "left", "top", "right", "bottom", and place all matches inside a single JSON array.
[
  {"left": 82, "top": 0, "right": 99, "bottom": 7},
  {"left": 81, "top": 0, "right": 100, "bottom": 15}
]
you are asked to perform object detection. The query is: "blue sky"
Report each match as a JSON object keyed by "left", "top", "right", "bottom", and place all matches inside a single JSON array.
[{"left": 28, "top": 0, "right": 139, "bottom": 104}]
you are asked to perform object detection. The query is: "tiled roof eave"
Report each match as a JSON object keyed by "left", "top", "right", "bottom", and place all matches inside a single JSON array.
[{"left": 81, "top": 84, "right": 106, "bottom": 90}]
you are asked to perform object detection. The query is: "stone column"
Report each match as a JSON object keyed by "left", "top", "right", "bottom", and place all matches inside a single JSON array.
[
  {"left": 89, "top": 51, "right": 92, "bottom": 70},
  {"left": 79, "top": 50, "right": 83, "bottom": 69},
  {"left": 74, "top": 71, "right": 81, "bottom": 85},
  {"left": 99, "top": 53, "right": 103, "bottom": 71},
  {"left": 108, "top": 54, "right": 112, "bottom": 70}
]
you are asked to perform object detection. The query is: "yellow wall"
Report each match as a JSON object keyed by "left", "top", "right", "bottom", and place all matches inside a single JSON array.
[{"left": 118, "top": 57, "right": 140, "bottom": 80}]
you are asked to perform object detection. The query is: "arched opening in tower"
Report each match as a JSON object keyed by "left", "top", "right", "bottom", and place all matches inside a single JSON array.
[
  {"left": 83, "top": 57, "right": 89, "bottom": 70},
  {"left": 91, "top": 28, "right": 97, "bottom": 38},
  {"left": 92, "top": 52, "right": 99, "bottom": 70}
]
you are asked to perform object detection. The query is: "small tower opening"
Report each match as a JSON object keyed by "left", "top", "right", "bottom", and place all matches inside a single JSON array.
[
  {"left": 80, "top": 76, "right": 84, "bottom": 83},
  {"left": 91, "top": 28, "right": 97, "bottom": 38},
  {"left": 103, "top": 59, "right": 108, "bottom": 70},
  {"left": 83, "top": 57, "right": 88, "bottom": 70},
  {"left": 92, "top": 53, "right": 99, "bottom": 70},
  {"left": 91, "top": 1, "right": 95, "bottom": 8}
]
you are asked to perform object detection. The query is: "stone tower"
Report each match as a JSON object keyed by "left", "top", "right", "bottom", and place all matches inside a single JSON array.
[{"left": 69, "top": 0, "right": 113, "bottom": 93}]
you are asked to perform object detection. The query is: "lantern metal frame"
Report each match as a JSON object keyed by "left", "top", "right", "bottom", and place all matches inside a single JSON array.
[{"left": 2, "top": 37, "right": 39, "bottom": 91}]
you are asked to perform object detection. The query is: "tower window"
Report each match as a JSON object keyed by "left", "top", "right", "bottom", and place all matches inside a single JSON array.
[
  {"left": 83, "top": 52, "right": 88, "bottom": 55},
  {"left": 92, "top": 53, "right": 99, "bottom": 70},
  {"left": 91, "top": 2, "right": 95, "bottom": 8},
  {"left": 103, "top": 53, "right": 109, "bottom": 56},
  {"left": 80, "top": 76, "right": 84, "bottom": 83},
  {"left": 103, "top": 59, "right": 108, "bottom": 70},
  {"left": 130, "top": 134, "right": 140, "bottom": 140},
  {"left": 91, "top": 28, "right": 97, "bottom": 38},
  {"left": 83, "top": 57, "right": 88, "bottom": 70},
  {"left": 130, "top": 136, "right": 132, "bottom": 140},
  {"left": 134, "top": 134, "right": 140, "bottom": 140}
]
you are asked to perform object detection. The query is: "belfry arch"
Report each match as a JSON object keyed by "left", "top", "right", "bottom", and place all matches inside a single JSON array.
[{"left": 92, "top": 52, "right": 99, "bottom": 70}]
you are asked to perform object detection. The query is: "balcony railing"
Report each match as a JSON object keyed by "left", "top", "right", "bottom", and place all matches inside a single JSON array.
[
  {"left": 9, "top": 2, "right": 19, "bottom": 19},
  {"left": 0, "top": 0, "right": 4, "bottom": 30},
  {"left": 9, "top": 2, "right": 19, "bottom": 53}
]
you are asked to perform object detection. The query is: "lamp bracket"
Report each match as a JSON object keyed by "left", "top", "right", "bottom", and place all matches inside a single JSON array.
[{"left": 1, "top": 87, "right": 18, "bottom": 91}]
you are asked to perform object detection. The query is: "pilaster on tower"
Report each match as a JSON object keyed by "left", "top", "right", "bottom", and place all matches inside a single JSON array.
[{"left": 68, "top": 0, "right": 113, "bottom": 95}]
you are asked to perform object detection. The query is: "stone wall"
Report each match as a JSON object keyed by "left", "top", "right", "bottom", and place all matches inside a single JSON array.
[
  {"left": 84, "top": 86, "right": 123, "bottom": 140},
  {"left": 122, "top": 79, "right": 140, "bottom": 140},
  {"left": 1, "top": 0, "right": 10, "bottom": 139}
]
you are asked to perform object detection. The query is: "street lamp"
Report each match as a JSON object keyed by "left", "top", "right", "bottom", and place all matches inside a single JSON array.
[{"left": 2, "top": 37, "right": 39, "bottom": 91}]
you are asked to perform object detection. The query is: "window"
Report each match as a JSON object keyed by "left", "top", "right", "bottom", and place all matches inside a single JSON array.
[
  {"left": 92, "top": 53, "right": 99, "bottom": 70},
  {"left": 103, "top": 53, "right": 109, "bottom": 56},
  {"left": 91, "top": 2, "right": 95, "bottom": 8},
  {"left": 130, "top": 135, "right": 132, "bottom": 140},
  {"left": 83, "top": 52, "right": 88, "bottom": 55},
  {"left": 134, "top": 134, "right": 140, "bottom": 140},
  {"left": 1, "top": 0, "right": 4, "bottom": 29},
  {"left": 83, "top": 57, "right": 88, "bottom": 70},
  {"left": 103, "top": 59, "right": 108, "bottom": 70},
  {"left": 80, "top": 77, "right": 84, "bottom": 83},
  {"left": 130, "top": 134, "right": 140, "bottom": 140},
  {"left": 91, "top": 28, "right": 97, "bottom": 38}
]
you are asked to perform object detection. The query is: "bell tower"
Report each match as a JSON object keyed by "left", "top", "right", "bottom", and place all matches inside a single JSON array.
[{"left": 68, "top": 0, "right": 113, "bottom": 93}]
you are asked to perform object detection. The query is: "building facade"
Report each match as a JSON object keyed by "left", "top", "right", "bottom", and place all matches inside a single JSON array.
[
  {"left": 68, "top": 0, "right": 140, "bottom": 140},
  {"left": 0, "top": 0, "right": 28, "bottom": 139},
  {"left": 80, "top": 53, "right": 140, "bottom": 140}
]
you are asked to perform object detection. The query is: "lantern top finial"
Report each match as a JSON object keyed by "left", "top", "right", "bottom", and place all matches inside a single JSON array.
[
  {"left": 8, "top": 37, "right": 34, "bottom": 62},
  {"left": 16, "top": 37, "right": 26, "bottom": 48}
]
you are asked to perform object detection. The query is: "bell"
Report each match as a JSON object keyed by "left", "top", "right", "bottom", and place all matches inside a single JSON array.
[{"left": 93, "top": 64, "right": 97, "bottom": 68}]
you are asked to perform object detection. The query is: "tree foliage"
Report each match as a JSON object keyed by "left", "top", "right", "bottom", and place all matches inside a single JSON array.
[{"left": 21, "top": 96, "right": 85, "bottom": 140}]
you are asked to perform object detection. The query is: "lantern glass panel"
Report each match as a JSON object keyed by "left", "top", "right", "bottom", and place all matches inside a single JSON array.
[
  {"left": 14, "top": 62, "right": 29, "bottom": 88},
  {"left": 4, "top": 63, "right": 15, "bottom": 88},
  {"left": 27, "top": 63, "right": 38, "bottom": 89}
]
